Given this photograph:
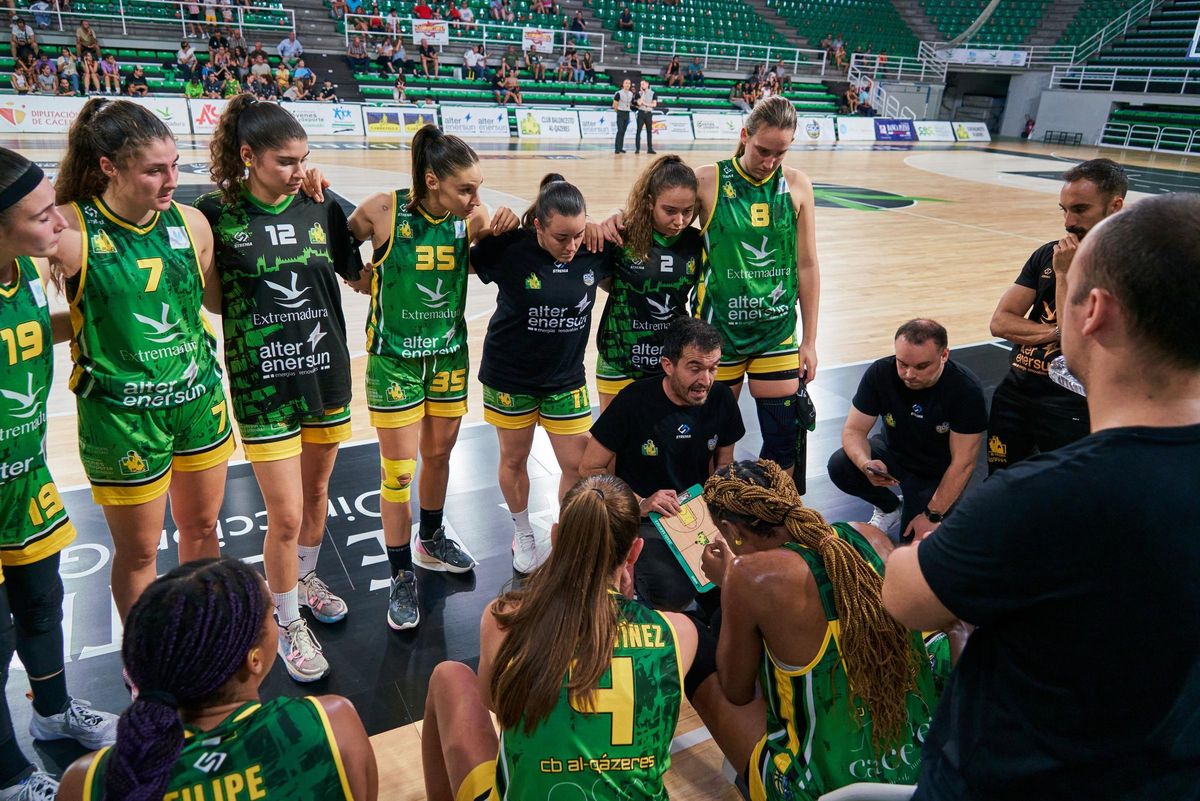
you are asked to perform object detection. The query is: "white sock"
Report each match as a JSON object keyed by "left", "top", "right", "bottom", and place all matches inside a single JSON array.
[
  {"left": 273, "top": 587, "right": 301, "bottom": 628},
  {"left": 512, "top": 508, "right": 531, "bottom": 532},
  {"left": 297, "top": 543, "right": 321, "bottom": 579}
]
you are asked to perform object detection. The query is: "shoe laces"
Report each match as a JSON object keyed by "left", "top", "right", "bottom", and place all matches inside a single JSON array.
[
  {"left": 21, "top": 773, "right": 57, "bottom": 801},
  {"left": 515, "top": 529, "right": 536, "bottom": 552},
  {"left": 393, "top": 572, "right": 416, "bottom": 602},
  {"left": 65, "top": 699, "right": 105, "bottom": 729},
  {"left": 285, "top": 621, "right": 321, "bottom": 661},
  {"left": 303, "top": 574, "right": 333, "bottom": 605}
]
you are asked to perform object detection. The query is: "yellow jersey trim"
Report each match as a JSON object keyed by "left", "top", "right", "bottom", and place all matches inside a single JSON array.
[
  {"left": 764, "top": 620, "right": 834, "bottom": 677},
  {"left": 657, "top": 610, "right": 686, "bottom": 698},
  {"left": 68, "top": 201, "right": 89, "bottom": 304},
  {"left": 81, "top": 745, "right": 112, "bottom": 799},
  {"left": 372, "top": 190, "right": 398, "bottom": 269},
  {"left": 416, "top": 202, "right": 453, "bottom": 226},
  {"left": 731, "top": 157, "right": 777, "bottom": 188},
  {"left": 173, "top": 201, "right": 205, "bottom": 287},
  {"left": 233, "top": 702, "right": 263, "bottom": 723},
  {"left": 307, "top": 696, "right": 356, "bottom": 801},
  {"left": 94, "top": 195, "right": 159, "bottom": 235},
  {"left": 0, "top": 258, "right": 23, "bottom": 299},
  {"left": 700, "top": 177, "right": 718, "bottom": 235}
]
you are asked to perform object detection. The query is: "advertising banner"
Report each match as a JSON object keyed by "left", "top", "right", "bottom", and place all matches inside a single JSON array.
[
  {"left": 835, "top": 116, "right": 876, "bottom": 141},
  {"left": 873, "top": 118, "right": 917, "bottom": 142},
  {"left": 188, "top": 98, "right": 230, "bottom": 134},
  {"left": 515, "top": 108, "right": 580, "bottom": 139},
  {"left": 648, "top": 113, "right": 694, "bottom": 142},
  {"left": 362, "top": 105, "right": 439, "bottom": 137},
  {"left": 128, "top": 97, "right": 192, "bottom": 135},
  {"left": 936, "top": 47, "right": 1028, "bottom": 67},
  {"left": 440, "top": 104, "right": 510, "bottom": 137},
  {"left": 0, "top": 95, "right": 86, "bottom": 132},
  {"left": 577, "top": 108, "right": 632, "bottom": 140},
  {"left": 285, "top": 102, "right": 365, "bottom": 136},
  {"left": 953, "top": 121, "right": 992, "bottom": 142},
  {"left": 795, "top": 116, "right": 836, "bottom": 143},
  {"left": 411, "top": 18, "right": 449, "bottom": 45},
  {"left": 914, "top": 120, "right": 955, "bottom": 142},
  {"left": 690, "top": 112, "right": 743, "bottom": 139},
  {"left": 522, "top": 26, "right": 556, "bottom": 54}
]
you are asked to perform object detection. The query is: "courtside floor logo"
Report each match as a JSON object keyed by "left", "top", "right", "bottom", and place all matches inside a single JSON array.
[{"left": 813, "top": 183, "right": 946, "bottom": 212}]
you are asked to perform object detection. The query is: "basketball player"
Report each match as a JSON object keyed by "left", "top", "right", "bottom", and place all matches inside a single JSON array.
[
  {"left": 0, "top": 148, "right": 119, "bottom": 801},
  {"left": 348, "top": 125, "right": 487, "bottom": 632},
  {"left": 420, "top": 475, "right": 698, "bottom": 801},
  {"left": 472, "top": 174, "right": 613, "bottom": 572},
  {"left": 198, "top": 95, "right": 367, "bottom": 682},
  {"left": 595, "top": 155, "right": 702, "bottom": 411},
  {"left": 51, "top": 100, "right": 234, "bottom": 621},
  {"left": 601, "top": 96, "right": 820, "bottom": 482},
  {"left": 986, "top": 159, "right": 1127, "bottom": 472},
  {"left": 696, "top": 460, "right": 949, "bottom": 800},
  {"left": 56, "top": 557, "right": 378, "bottom": 801}
]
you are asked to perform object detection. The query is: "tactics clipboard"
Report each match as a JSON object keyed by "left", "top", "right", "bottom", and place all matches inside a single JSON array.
[{"left": 649, "top": 484, "right": 720, "bottom": 593}]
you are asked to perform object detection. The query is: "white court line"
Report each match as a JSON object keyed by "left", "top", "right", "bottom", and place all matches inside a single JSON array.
[
  {"left": 889, "top": 208, "right": 1047, "bottom": 243},
  {"left": 671, "top": 724, "right": 713, "bottom": 754}
]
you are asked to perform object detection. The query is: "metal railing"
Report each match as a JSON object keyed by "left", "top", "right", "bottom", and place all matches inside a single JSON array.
[
  {"left": 635, "top": 34, "right": 826, "bottom": 76},
  {"left": 851, "top": 53, "right": 945, "bottom": 84},
  {"left": 846, "top": 59, "right": 916, "bottom": 119},
  {"left": 1101, "top": 121, "right": 1200, "bottom": 153},
  {"left": 918, "top": 40, "right": 1076, "bottom": 69},
  {"left": 1072, "top": 0, "right": 1163, "bottom": 63},
  {"left": 343, "top": 15, "right": 605, "bottom": 62},
  {"left": 14, "top": 0, "right": 294, "bottom": 37},
  {"left": 1050, "top": 64, "right": 1200, "bottom": 94}
]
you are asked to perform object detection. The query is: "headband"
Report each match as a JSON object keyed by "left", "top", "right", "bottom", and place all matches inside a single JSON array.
[{"left": 0, "top": 162, "right": 44, "bottom": 215}]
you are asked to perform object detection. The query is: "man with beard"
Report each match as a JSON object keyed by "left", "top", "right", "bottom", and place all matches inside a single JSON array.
[
  {"left": 985, "top": 159, "right": 1127, "bottom": 473},
  {"left": 582, "top": 317, "right": 744, "bottom": 611}
]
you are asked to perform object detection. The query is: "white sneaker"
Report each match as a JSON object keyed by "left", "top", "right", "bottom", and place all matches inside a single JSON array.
[
  {"left": 0, "top": 771, "right": 57, "bottom": 801},
  {"left": 277, "top": 618, "right": 330, "bottom": 682},
  {"left": 868, "top": 498, "right": 903, "bottom": 534},
  {"left": 29, "top": 699, "right": 118, "bottom": 750},
  {"left": 512, "top": 528, "right": 550, "bottom": 574},
  {"left": 299, "top": 572, "right": 348, "bottom": 624}
]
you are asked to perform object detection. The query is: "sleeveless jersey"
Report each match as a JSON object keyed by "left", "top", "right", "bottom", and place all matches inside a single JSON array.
[
  {"left": 597, "top": 228, "right": 702, "bottom": 378},
  {"left": 696, "top": 158, "right": 798, "bottom": 357},
  {"left": 195, "top": 189, "right": 358, "bottom": 422},
  {"left": 68, "top": 197, "right": 222, "bottom": 409},
  {"left": 83, "top": 697, "right": 353, "bottom": 801},
  {"left": 365, "top": 195, "right": 469, "bottom": 359},
  {"left": 494, "top": 595, "right": 683, "bottom": 801},
  {"left": 756, "top": 524, "right": 942, "bottom": 800},
  {"left": 0, "top": 258, "right": 52, "bottom": 473}
]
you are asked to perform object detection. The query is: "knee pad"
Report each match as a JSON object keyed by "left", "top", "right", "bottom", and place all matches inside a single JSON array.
[
  {"left": 380, "top": 457, "right": 416, "bottom": 504},
  {"left": 13, "top": 577, "right": 64, "bottom": 638},
  {"left": 756, "top": 395, "right": 799, "bottom": 469}
]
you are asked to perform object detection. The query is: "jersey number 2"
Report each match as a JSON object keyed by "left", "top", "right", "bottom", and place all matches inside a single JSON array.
[{"left": 569, "top": 655, "right": 635, "bottom": 746}]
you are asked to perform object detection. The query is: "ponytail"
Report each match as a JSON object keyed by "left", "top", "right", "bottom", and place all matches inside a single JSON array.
[
  {"left": 622, "top": 154, "right": 697, "bottom": 262},
  {"left": 490, "top": 475, "right": 640, "bottom": 732},
  {"left": 735, "top": 95, "right": 797, "bottom": 159},
  {"left": 105, "top": 558, "right": 268, "bottom": 801},
  {"left": 209, "top": 94, "right": 306, "bottom": 205},
  {"left": 408, "top": 124, "right": 478, "bottom": 209},
  {"left": 55, "top": 99, "right": 173, "bottom": 204},
  {"left": 521, "top": 172, "right": 586, "bottom": 229}
]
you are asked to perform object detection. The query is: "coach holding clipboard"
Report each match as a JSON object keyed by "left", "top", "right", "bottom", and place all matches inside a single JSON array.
[{"left": 581, "top": 318, "right": 744, "bottom": 611}]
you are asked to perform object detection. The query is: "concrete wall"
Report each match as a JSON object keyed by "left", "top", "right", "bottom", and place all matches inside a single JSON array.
[
  {"left": 877, "top": 81, "right": 945, "bottom": 119},
  {"left": 999, "top": 71, "right": 1051, "bottom": 137},
  {"left": 1031, "top": 90, "right": 1200, "bottom": 145}
]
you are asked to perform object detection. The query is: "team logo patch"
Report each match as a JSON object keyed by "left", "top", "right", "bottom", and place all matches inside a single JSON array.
[
  {"left": 29, "top": 280, "right": 47, "bottom": 308},
  {"left": 685, "top": 257, "right": 696, "bottom": 276},
  {"left": 936, "top": 422, "right": 950, "bottom": 434},
  {"left": 722, "top": 183, "right": 736, "bottom": 199},
  {"left": 397, "top": 221, "right": 414, "bottom": 239},
  {"left": 583, "top": 270, "right": 594, "bottom": 287},
  {"left": 883, "top": 413, "right": 896, "bottom": 428},
  {"left": 524, "top": 274, "right": 541, "bottom": 290},
  {"left": 308, "top": 222, "right": 327, "bottom": 245},
  {"left": 497, "top": 392, "right": 513, "bottom": 407},
  {"left": 386, "top": 381, "right": 405, "bottom": 402},
  {"left": 119, "top": 450, "right": 148, "bottom": 475},
  {"left": 677, "top": 423, "right": 691, "bottom": 435},
  {"left": 988, "top": 435, "right": 1006, "bottom": 460},
  {"left": 911, "top": 404, "right": 924, "bottom": 419},
  {"left": 641, "top": 439, "right": 658, "bottom": 457},
  {"left": 90, "top": 230, "right": 116, "bottom": 254},
  {"left": 167, "top": 226, "right": 189, "bottom": 250},
  {"left": 454, "top": 220, "right": 466, "bottom": 239},
  {"left": 232, "top": 229, "right": 253, "bottom": 249}
]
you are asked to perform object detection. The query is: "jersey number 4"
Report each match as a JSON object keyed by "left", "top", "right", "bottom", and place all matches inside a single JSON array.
[{"left": 568, "top": 655, "right": 635, "bottom": 746}]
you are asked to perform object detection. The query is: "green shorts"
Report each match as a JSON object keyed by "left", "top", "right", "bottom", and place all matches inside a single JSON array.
[
  {"left": 238, "top": 405, "right": 353, "bottom": 463},
  {"left": 0, "top": 460, "right": 76, "bottom": 568},
  {"left": 596, "top": 352, "right": 659, "bottom": 396},
  {"left": 482, "top": 384, "right": 592, "bottom": 435},
  {"left": 366, "top": 350, "right": 469, "bottom": 429},
  {"left": 76, "top": 383, "right": 235, "bottom": 506}
]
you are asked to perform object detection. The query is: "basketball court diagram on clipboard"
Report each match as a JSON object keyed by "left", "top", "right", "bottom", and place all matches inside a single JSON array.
[{"left": 650, "top": 484, "right": 721, "bottom": 593}]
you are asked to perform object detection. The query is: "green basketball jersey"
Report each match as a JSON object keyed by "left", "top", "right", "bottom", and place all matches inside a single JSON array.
[
  {"left": 195, "top": 188, "right": 359, "bottom": 424},
  {"left": 696, "top": 158, "right": 798, "bottom": 357},
  {"left": 494, "top": 595, "right": 683, "bottom": 801},
  {"left": 0, "top": 258, "right": 52, "bottom": 471},
  {"left": 366, "top": 196, "right": 468, "bottom": 359},
  {"left": 83, "top": 697, "right": 353, "bottom": 801},
  {"left": 755, "top": 524, "right": 941, "bottom": 800},
  {"left": 68, "top": 197, "right": 222, "bottom": 409},
  {"left": 597, "top": 228, "right": 702, "bottom": 378}
]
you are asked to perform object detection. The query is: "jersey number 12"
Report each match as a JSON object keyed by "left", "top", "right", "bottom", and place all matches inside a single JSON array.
[{"left": 265, "top": 224, "right": 298, "bottom": 246}]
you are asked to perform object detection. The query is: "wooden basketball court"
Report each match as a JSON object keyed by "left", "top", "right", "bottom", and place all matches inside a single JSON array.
[{"left": 6, "top": 132, "right": 1198, "bottom": 800}]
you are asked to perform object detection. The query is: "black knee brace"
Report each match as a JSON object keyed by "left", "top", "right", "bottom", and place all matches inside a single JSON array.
[
  {"left": 756, "top": 395, "right": 800, "bottom": 469},
  {"left": 10, "top": 574, "right": 63, "bottom": 640}
]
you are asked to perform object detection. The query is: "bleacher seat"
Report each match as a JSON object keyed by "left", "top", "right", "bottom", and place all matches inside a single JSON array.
[
  {"left": 1103, "top": 103, "right": 1200, "bottom": 150},
  {"left": 767, "top": 0, "right": 919, "bottom": 58},
  {"left": 1077, "top": 0, "right": 1200, "bottom": 72},
  {"left": 921, "top": 0, "right": 1051, "bottom": 46}
]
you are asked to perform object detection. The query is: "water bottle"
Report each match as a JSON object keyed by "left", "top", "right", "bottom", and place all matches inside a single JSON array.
[{"left": 1048, "top": 355, "right": 1086, "bottom": 397}]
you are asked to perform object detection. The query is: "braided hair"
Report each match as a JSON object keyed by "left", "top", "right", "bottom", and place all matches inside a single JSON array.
[
  {"left": 105, "top": 558, "right": 269, "bottom": 801},
  {"left": 703, "top": 460, "right": 918, "bottom": 752}
]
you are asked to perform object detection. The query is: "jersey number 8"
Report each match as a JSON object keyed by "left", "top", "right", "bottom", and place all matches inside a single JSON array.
[
  {"left": 749, "top": 203, "right": 770, "bottom": 228},
  {"left": 416, "top": 245, "right": 456, "bottom": 271},
  {"left": 569, "top": 656, "right": 635, "bottom": 746}
]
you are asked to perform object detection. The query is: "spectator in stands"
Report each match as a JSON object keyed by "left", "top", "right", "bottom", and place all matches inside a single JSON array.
[
  {"left": 57, "top": 75, "right": 77, "bottom": 95},
  {"left": 499, "top": 44, "right": 519, "bottom": 79},
  {"left": 249, "top": 40, "right": 268, "bottom": 60},
  {"left": 375, "top": 38, "right": 396, "bottom": 75},
  {"left": 878, "top": 49, "right": 889, "bottom": 66},
  {"left": 282, "top": 78, "right": 307, "bottom": 100},
  {"left": 618, "top": 3, "right": 633, "bottom": 31},
  {"left": 729, "top": 80, "right": 749, "bottom": 111},
  {"left": 233, "top": 47, "right": 251, "bottom": 80},
  {"left": 58, "top": 46, "right": 79, "bottom": 93},
  {"left": 8, "top": 65, "right": 31, "bottom": 95},
  {"left": 835, "top": 42, "right": 847, "bottom": 70},
  {"left": 228, "top": 27, "right": 247, "bottom": 54},
  {"left": 463, "top": 44, "right": 483, "bottom": 80},
  {"left": 11, "top": 18, "right": 38, "bottom": 61},
  {"left": 392, "top": 39, "right": 414, "bottom": 72},
  {"left": 34, "top": 62, "right": 55, "bottom": 93},
  {"left": 419, "top": 39, "right": 438, "bottom": 76},
  {"left": 743, "top": 79, "right": 759, "bottom": 107},
  {"left": 346, "top": 0, "right": 363, "bottom": 15},
  {"left": 487, "top": 0, "right": 501, "bottom": 20},
  {"left": 760, "top": 73, "right": 778, "bottom": 102},
  {"left": 843, "top": 84, "right": 858, "bottom": 114},
  {"left": 500, "top": 0, "right": 514, "bottom": 23},
  {"left": 203, "top": 70, "right": 223, "bottom": 97},
  {"left": 685, "top": 56, "right": 703, "bottom": 86},
  {"left": 832, "top": 31, "right": 843, "bottom": 53},
  {"left": 820, "top": 31, "right": 833, "bottom": 55},
  {"left": 207, "top": 26, "right": 228, "bottom": 52},
  {"left": 385, "top": 7, "right": 400, "bottom": 33},
  {"left": 501, "top": 70, "right": 521, "bottom": 104},
  {"left": 523, "top": 48, "right": 545, "bottom": 82},
  {"left": 331, "top": 0, "right": 346, "bottom": 18},
  {"left": 250, "top": 53, "right": 271, "bottom": 79},
  {"left": 857, "top": 83, "right": 872, "bottom": 114},
  {"left": 124, "top": 64, "right": 149, "bottom": 97},
  {"left": 570, "top": 9, "right": 587, "bottom": 44},
  {"left": 581, "top": 49, "right": 595, "bottom": 83},
  {"left": 392, "top": 72, "right": 407, "bottom": 102},
  {"left": 29, "top": 0, "right": 51, "bottom": 30},
  {"left": 100, "top": 52, "right": 121, "bottom": 94},
  {"left": 274, "top": 61, "right": 291, "bottom": 92},
  {"left": 315, "top": 79, "right": 339, "bottom": 101},
  {"left": 530, "top": 0, "right": 546, "bottom": 13},
  {"left": 255, "top": 73, "right": 278, "bottom": 99},
  {"left": 185, "top": 0, "right": 205, "bottom": 38},
  {"left": 33, "top": 50, "right": 55, "bottom": 76},
  {"left": 769, "top": 57, "right": 789, "bottom": 88},
  {"left": 345, "top": 36, "right": 369, "bottom": 74},
  {"left": 75, "top": 19, "right": 98, "bottom": 60},
  {"left": 176, "top": 40, "right": 198, "bottom": 80},
  {"left": 664, "top": 55, "right": 683, "bottom": 88},
  {"left": 80, "top": 50, "right": 99, "bottom": 93},
  {"left": 368, "top": 3, "right": 384, "bottom": 30},
  {"left": 277, "top": 31, "right": 303, "bottom": 67},
  {"left": 209, "top": 46, "right": 232, "bottom": 81},
  {"left": 184, "top": 73, "right": 204, "bottom": 97},
  {"left": 458, "top": 0, "right": 475, "bottom": 29},
  {"left": 203, "top": 0, "right": 218, "bottom": 32},
  {"left": 292, "top": 58, "right": 314, "bottom": 87},
  {"left": 555, "top": 48, "right": 572, "bottom": 81},
  {"left": 414, "top": 0, "right": 433, "bottom": 18}
]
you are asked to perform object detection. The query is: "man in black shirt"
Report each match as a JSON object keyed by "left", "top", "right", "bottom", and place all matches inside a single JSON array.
[
  {"left": 583, "top": 318, "right": 744, "bottom": 610},
  {"left": 884, "top": 193, "right": 1200, "bottom": 801},
  {"left": 827, "top": 319, "right": 986, "bottom": 541},
  {"left": 986, "top": 158, "right": 1126, "bottom": 473}
]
